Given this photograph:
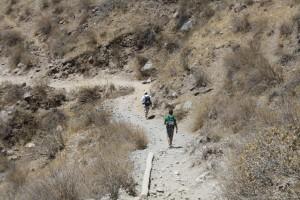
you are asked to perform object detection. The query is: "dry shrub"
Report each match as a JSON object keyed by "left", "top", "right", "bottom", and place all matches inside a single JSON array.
[
  {"left": 7, "top": 165, "right": 28, "bottom": 191},
  {"left": 0, "top": 154, "right": 9, "bottom": 173},
  {"left": 134, "top": 55, "right": 148, "bottom": 79},
  {"left": 0, "top": 82, "right": 25, "bottom": 107},
  {"left": 28, "top": 83, "right": 66, "bottom": 111},
  {"left": 83, "top": 31, "right": 98, "bottom": 48},
  {"left": 51, "top": 0, "right": 62, "bottom": 4},
  {"left": 231, "top": 14, "right": 251, "bottom": 33},
  {"left": 89, "top": 123, "right": 147, "bottom": 198},
  {"left": 218, "top": 96, "right": 255, "bottom": 133},
  {"left": 175, "top": 108, "right": 188, "bottom": 121},
  {"left": 21, "top": 166, "right": 85, "bottom": 200},
  {"left": 193, "top": 94, "right": 255, "bottom": 133},
  {"left": 78, "top": 0, "right": 91, "bottom": 12},
  {"left": 110, "top": 123, "right": 148, "bottom": 150},
  {"left": 280, "top": 22, "right": 294, "bottom": 37},
  {"left": 91, "top": 146, "right": 135, "bottom": 199},
  {"left": 8, "top": 45, "right": 34, "bottom": 70},
  {"left": 224, "top": 44, "right": 282, "bottom": 95},
  {"left": 0, "top": 30, "right": 23, "bottom": 47},
  {"left": 69, "top": 105, "right": 110, "bottom": 132},
  {"left": 76, "top": 86, "right": 102, "bottom": 105},
  {"left": 192, "top": 67, "right": 209, "bottom": 87},
  {"left": 0, "top": 108, "right": 37, "bottom": 146},
  {"left": 48, "top": 31, "right": 77, "bottom": 58},
  {"left": 36, "top": 16, "right": 54, "bottom": 36},
  {"left": 225, "top": 127, "right": 300, "bottom": 199},
  {"left": 177, "top": 0, "right": 215, "bottom": 28},
  {"left": 193, "top": 99, "right": 212, "bottom": 131}
]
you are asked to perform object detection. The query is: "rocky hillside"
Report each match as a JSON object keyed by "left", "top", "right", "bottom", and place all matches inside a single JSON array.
[{"left": 0, "top": 0, "right": 300, "bottom": 199}]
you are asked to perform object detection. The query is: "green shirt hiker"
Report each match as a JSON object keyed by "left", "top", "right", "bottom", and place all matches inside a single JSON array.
[{"left": 164, "top": 110, "right": 178, "bottom": 148}]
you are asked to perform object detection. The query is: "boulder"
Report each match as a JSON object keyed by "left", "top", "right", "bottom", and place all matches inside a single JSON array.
[
  {"left": 141, "top": 61, "right": 156, "bottom": 73},
  {"left": 23, "top": 92, "right": 33, "bottom": 101},
  {"left": 17, "top": 63, "right": 26, "bottom": 69}
]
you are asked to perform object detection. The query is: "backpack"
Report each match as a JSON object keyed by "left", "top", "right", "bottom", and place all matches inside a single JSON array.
[
  {"left": 165, "top": 115, "right": 176, "bottom": 127},
  {"left": 144, "top": 96, "right": 152, "bottom": 106}
]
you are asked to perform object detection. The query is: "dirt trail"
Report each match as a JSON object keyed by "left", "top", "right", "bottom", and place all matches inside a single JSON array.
[
  {"left": 0, "top": 73, "right": 221, "bottom": 199},
  {"left": 108, "top": 80, "right": 222, "bottom": 200}
]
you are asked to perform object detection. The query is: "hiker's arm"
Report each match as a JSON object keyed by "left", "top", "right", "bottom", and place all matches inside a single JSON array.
[{"left": 175, "top": 120, "right": 178, "bottom": 132}]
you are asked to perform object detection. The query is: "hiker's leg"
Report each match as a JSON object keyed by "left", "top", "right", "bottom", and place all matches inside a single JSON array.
[
  {"left": 167, "top": 126, "right": 174, "bottom": 147},
  {"left": 167, "top": 127, "right": 171, "bottom": 146},
  {"left": 169, "top": 128, "right": 174, "bottom": 146},
  {"left": 144, "top": 106, "right": 148, "bottom": 118}
]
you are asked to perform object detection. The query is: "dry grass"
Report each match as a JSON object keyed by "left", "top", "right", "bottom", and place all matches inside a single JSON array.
[
  {"left": 0, "top": 30, "right": 23, "bottom": 47},
  {"left": 225, "top": 127, "right": 300, "bottom": 200},
  {"left": 35, "top": 16, "right": 54, "bottom": 36},
  {"left": 231, "top": 14, "right": 251, "bottom": 33},
  {"left": 193, "top": 99, "right": 212, "bottom": 131},
  {"left": 280, "top": 22, "right": 294, "bottom": 37},
  {"left": 76, "top": 86, "right": 102, "bottom": 105},
  {"left": 133, "top": 55, "right": 149, "bottom": 79},
  {"left": 224, "top": 44, "right": 282, "bottom": 95},
  {"left": 193, "top": 94, "right": 256, "bottom": 133},
  {"left": 8, "top": 45, "right": 34, "bottom": 70},
  {"left": 0, "top": 154, "right": 9, "bottom": 173},
  {"left": 192, "top": 67, "right": 209, "bottom": 87},
  {"left": 1, "top": 108, "right": 37, "bottom": 146},
  {"left": 0, "top": 82, "right": 25, "bottom": 107},
  {"left": 7, "top": 165, "right": 28, "bottom": 191},
  {"left": 20, "top": 166, "right": 85, "bottom": 200}
]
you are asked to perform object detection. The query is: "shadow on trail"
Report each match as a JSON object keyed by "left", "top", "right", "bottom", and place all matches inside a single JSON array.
[
  {"left": 147, "top": 115, "right": 156, "bottom": 120},
  {"left": 170, "top": 146, "right": 183, "bottom": 149}
]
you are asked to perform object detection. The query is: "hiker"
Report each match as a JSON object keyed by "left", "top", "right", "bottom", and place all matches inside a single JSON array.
[
  {"left": 164, "top": 110, "right": 178, "bottom": 148},
  {"left": 141, "top": 92, "right": 152, "bottom": 119}
]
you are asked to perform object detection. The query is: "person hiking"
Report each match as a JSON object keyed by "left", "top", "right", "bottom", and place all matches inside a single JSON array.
[
  {"left": 141, "top": 92, "right": 152, "bottom": 119},
  {"left": 164, "top": 110, "right": 178, "bottom": 148}
]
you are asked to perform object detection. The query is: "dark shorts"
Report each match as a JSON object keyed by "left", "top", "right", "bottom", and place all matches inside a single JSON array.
[{"left": 166, "top": 125, "right": 174, "bottom": 138}]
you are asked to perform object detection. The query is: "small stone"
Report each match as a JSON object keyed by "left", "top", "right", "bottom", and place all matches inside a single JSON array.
[
  {"left": 180, "top": 20, "right": 193, "bottom": 32},
  {"left": 25, "top": 142, "right": 35, "bottom": 148},
  {"left": 174, "top": 171, "right": 180, "bottom": 176},
  {"left": 8, "top": 155, "right": 19, "bottom": 161},
  {"left": 156, "top": 188, "right": 164, "bottom": 193}
]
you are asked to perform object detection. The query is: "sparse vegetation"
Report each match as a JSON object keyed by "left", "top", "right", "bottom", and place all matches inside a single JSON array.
[
  {"left": 224, "top": 44, "right": 282, "bottom": 95},
  {"left": 226, "top": 127, "right": 300, "bottom": 200}
]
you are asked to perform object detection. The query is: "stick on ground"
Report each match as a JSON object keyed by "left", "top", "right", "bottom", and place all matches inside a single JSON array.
[{"left": 140, "top": 152, "right": 154, "bottom": 199}]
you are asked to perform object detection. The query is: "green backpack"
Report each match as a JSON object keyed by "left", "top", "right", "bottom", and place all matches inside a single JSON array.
[{"left": 165, "top": 115, "right": 176, "bottom": 127}]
